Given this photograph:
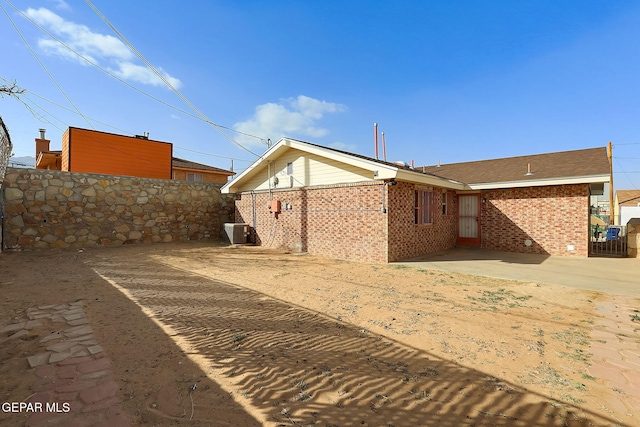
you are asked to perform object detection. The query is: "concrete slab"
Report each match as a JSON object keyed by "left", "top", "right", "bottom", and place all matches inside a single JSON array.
[{"left": 395, "top": 247, "right": 640, "bottom": 297}]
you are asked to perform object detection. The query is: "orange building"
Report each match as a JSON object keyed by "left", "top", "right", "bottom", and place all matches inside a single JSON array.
[{"left": 35, "top": 128, "right": 234, "bottom": 182}]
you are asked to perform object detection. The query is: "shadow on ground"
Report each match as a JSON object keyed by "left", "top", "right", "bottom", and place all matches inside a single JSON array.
[
  {"left": 405, "top": 247, "right": 550, "bottom": 265},
  {"left": 88, "top": 251, "right": 620, "bottom": 427},
  {"left": 0, "top": 249, "right": 261, "bottom": 427}
]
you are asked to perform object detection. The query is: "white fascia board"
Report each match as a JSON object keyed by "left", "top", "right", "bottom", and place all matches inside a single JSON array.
[
  {"left": 467, "top": 174, "right": 611, "bottom": 190},
  {"left": 285, "top": 139, "right": 399, "bottom": 176},
  {"left": 223, "top": 138, "right": 400, "bottom": 193},
  {"left": 221, "top": 141, "right": 288, "bottom": 193},
  {"left": 395, "top": 169, "right": 468, "bottom": 190}
]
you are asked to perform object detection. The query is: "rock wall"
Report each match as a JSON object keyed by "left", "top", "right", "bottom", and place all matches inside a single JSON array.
[
  {"left": 627, "top": 218, "right": 640, "bottom": 258},
  {"left": 1, "top": 167, "right": 234, "bottom": 250}
]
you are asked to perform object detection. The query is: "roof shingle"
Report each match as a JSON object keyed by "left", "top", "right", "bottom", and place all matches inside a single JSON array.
[
  {"left": 420, "top": 147, "right": 609, "bottom": 185},
  {"left": 616, "top": 190, "right": 640, "bottom": 206},
  {"left": 172, "top": 157, "right": 234, "bottom": 175}
]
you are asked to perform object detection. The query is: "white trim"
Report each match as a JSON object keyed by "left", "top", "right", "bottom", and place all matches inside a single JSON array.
[
  {"left": 467, "top": 174, "right": 610, "bottom": 190},
  {"left": 222, "top": 138, "right": 463, "bottom": 193},
  {"left": 395, "top": 169, "right": 467, "bottom": 190}
]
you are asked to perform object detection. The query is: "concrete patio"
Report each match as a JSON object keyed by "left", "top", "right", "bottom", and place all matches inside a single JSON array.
[{"left": 395, "top": 247, "right": 640, "bottom": 297}]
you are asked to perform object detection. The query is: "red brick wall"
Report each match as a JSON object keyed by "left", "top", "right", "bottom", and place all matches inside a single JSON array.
[
  {"left": 235, "top": 182, "right": 389, "bottom": 263},
  {"left": 387, "top": 181, "right": 458, "bottom": 261},
  {"left": 480, "top": 184, "right": 590, "bottom": 256}
]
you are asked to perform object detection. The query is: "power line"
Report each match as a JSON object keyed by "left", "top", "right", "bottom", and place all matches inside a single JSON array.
[
  {"left": 84, "top": 0, "right": 263, "bottom": 158},
  {"left": 1, "top": 75, "right": 253, "bottom": 167},
  {"left": 174, "top": 146, "right": 253, "bottom": 163},
  {"left": 4, "top": 0, "right": 265, "bottom": 146},
  {"left": 614, "top": 158, "right": 639, "bottom": 189},
  {"left": 0, "top": 3, "right": 95, "bottom": 130}
]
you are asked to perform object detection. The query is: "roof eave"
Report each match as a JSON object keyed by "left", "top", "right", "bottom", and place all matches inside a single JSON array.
[
  {"left": 172, "top": 166, "right": 234, "bottom": 175},
  {"left": 395, "top": 169, "right": 467, "bottom": 190},
  {"left": 222, "top": 138, "right": 400, "bottom": 193},
  {"left": 466, "top": 174, "right": 611, "bottom": 190}
]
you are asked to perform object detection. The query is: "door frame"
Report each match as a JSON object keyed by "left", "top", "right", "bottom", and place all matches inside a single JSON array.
[{"left": 457, "top": 193, "right": 481, "bottom": 246}]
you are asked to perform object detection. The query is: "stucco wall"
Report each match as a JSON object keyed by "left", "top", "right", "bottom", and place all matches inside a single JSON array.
[
  {"left": 235, "top": 181, "right": 389, "bottom": 263},
  {"left": 2, "top": 167, "right": 234, "bottom": 250},
  {"left": 480, "top": 184, "right": 590, "bottom": 256}
]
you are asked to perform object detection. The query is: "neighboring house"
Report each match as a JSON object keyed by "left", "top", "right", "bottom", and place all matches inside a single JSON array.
[
  {"left": 222, "top": 138, "right": 609, "bottom": 262},
  {"left": 172, "top": 157, "right": 235, "bottom": 184},
  {"left": 34, "top": 128, "right": 234, "bottom": 182},
  {"left": 614, "top": 190, "right": 640, "bottom": 226}
]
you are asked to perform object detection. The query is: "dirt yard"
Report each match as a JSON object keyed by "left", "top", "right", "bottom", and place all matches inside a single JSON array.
[{"left": 1, "top": 241, "right": 638, "bottom": 426}]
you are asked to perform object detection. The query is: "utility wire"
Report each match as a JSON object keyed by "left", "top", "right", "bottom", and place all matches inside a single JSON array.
[
  {"left": 614, "top": 157, "right": 639, "bottom": 189},
  {"left": 4, "top": 0, "right": 265, "bottom": 146},
  {"left": 174, "top": 146, "right": 253, "bottom": 163},
  {"left": 84, "top": 0, "right": 263, "bottom": 158},
  {"left": 1, "top": 75, "right": 252, "bottom": 166},
  {"left": 0, "top": 3, "right": 95, "bottom": 130}
]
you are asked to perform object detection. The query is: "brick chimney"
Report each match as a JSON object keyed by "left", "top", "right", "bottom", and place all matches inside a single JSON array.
[{"left": 35, "top": 128, "right": 50, "bottom": 158}]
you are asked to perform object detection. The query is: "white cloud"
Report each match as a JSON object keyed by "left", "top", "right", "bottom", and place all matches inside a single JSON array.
[
  {"left": 49, "top": 0, "right": 70, "bottom": 11},
  {"left": 24, "top": 8, "right": 181, "bottom": 89},
  {"left": 113, "top": 62, "right": 182, "bottom": 88},
  {"left": 234, "top": 95, "right": 347, "bottom": 146}
]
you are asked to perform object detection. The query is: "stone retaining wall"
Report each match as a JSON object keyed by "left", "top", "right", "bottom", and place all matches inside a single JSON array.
[
  {"left": 1, "top": 167, "right": 234, "bottom": 250},
  {"left": 627, "top": 218, "right": 640, "bottom": 258}
]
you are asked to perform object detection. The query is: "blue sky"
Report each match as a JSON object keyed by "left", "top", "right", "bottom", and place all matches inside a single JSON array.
[{"left": 2, "top": 0, "right": 640, "bottom": 190}]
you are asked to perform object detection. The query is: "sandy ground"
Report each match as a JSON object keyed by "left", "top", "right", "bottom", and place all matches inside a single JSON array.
[{"left": 0, "top": 241, "right": 639, "bottom": 426}]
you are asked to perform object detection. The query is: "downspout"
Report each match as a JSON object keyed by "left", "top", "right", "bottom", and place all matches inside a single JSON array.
[
  {"left": 251, "top": 190, "right": 257, "bottom": 244},
  {"left": 267, "top": 161, "right": 272, "bottom": 201}
]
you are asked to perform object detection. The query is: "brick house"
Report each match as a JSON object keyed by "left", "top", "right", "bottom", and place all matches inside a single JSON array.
[
  {"left": 35, "top": 128, "right": 234, "bottom": 183},
  {"left": 222, "top": 138, "right": 610, "bottom": 262}
]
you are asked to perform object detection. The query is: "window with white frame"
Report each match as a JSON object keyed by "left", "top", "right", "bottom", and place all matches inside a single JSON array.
[
  {"left": 415, "top": 189, "right": 434, "bottom": 225},
  {"left": 442, "top": 190, "right": 453, "bottom": 215},
  {"left": 186, "top": 173, "right": 203, "bottom": 182}
]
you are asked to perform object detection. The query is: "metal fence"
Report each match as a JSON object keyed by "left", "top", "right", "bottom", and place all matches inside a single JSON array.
[{"left": 590, "top": 224, "right": 628, "bottom": 257}]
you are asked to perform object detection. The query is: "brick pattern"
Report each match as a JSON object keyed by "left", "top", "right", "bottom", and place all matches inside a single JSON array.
[
  {"left": 480, "top": 184, "right": 590, "bottom": 256},
  {"left": 235, "top": 182, "right": 389, "bottom": 263},
  {"left": 235, "top": 181, "right": 458, "bottom": 263},
  {"left": 387, "top": 181, "right": 457, "bottom": 262},
  {"left": 2, "top": 167, "right": 234, "bottom": 250}
]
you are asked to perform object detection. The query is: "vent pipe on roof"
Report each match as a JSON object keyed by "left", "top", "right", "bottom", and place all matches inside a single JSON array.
[
  {"left": 39, "top": 128, "right": 46, "bottom": 139},
  {"left": 525, "top": 163, "right": 533, "bottom": 176},
  {"left": 437, "top": 159, "right": 441, "bottom": 167},
  {"left": 381, "top": 131, "right": 387, "bottom": 161},
  {"left": 411, "top": 159, "right": 415, "bottom": 169},
  {"left": 374, "top": 123, "right": 379, "bottom": 159}
]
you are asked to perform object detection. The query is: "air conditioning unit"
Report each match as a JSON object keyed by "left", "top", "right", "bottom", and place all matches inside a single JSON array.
[{"left": 224, "top": 223, "right": 250, "bottom": 244}]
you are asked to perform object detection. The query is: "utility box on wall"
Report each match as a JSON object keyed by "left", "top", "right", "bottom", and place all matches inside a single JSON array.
[
  {"left": 224, "top": 223, "right": 250, "bottom": 244},
  {"left": 269, "top": 200, "right": 281, "bottom": 214}
]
